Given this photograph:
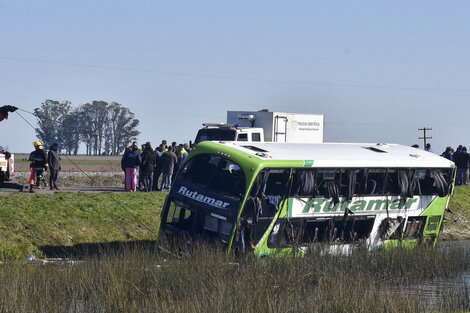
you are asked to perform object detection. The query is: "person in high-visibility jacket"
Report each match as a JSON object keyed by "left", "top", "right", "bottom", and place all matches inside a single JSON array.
[
  {"left": 28, "top": 141, "right": 48, "bottom": 192},
  {"left": 175, "top": 143, "right": 188, "bottom": 173}
]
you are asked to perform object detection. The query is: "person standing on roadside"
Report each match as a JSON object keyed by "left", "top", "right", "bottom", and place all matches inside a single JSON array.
[
  {"left": 441, "top": 147, "right": 453, "bottom": 161},
  {"left": 175, "top": 143, "right": 188, "bottom": 174},
  {"left": 138, "top": 144, "right": 146, "bottom": 191},
  {"left": 121, "top": 146, "right": 132, "bottom": 189},
  {"left": 160, "top": 146, "right": 177, "bottom": 190},
  {"left": 124, "top": 143, "right": 141, "bottom": 191},
  {"left": 454, "top": 146, "right": 470, "bottom": 186},
  {"left": 28, "top": 140, "right": 48, "bottom": 193},
  {"left": 141, "top": 142, "right": 156, "bottom": 192},
  {"left": 152, "top": 143, "right": 165, "bottom": 191},
  {"left": 47, "top": 142, "right": 61, "bottom": 190}
]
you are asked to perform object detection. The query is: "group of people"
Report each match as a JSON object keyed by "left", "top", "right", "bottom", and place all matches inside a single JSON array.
[
  {"left": 28, "top": 140, "right": 61, "bottom": 193},
  {"left": 440, "top": 145, "right": 470, "bottom": 186},
  {"left": 413, "top": 143, "right": 470, "bottom": 186},
  {"left": 120, "top": 140, "right": 190, "bottom": 192}
]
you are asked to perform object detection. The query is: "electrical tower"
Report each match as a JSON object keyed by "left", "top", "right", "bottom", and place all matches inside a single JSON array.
[{"left": 418, "top": 127, "right": 432, "bottom": 148}]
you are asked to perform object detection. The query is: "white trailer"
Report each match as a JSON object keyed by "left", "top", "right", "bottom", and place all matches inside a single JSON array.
[{"left": 226, "top": 110, "right": 324, "bottom": 143}]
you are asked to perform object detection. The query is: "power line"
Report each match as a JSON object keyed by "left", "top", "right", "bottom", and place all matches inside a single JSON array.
[{"left": 3, "top": 56, "right": 470, "bottom": 93}]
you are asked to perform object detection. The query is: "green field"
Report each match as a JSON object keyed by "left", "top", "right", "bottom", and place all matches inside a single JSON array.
[{"left": 13, "top": 153, "right": 122, "bottom": 172}]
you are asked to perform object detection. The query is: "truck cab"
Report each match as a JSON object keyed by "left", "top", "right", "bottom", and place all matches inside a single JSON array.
[{"left": 194, "top": 123, "right": 264, "bottom": 144}]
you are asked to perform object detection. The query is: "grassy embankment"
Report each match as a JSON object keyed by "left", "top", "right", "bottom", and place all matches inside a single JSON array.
[
  {"left": 441, "top": 185, "right": 470, "bottom": 240},
  {"left": 0, "top": 192, "right": 165, "bottom": 260}
]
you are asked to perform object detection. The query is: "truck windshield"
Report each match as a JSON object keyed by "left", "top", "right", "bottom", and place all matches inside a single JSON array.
[
  {"left": 194, "top": 128, "right": 237, "bottom": 143},
  {"left": 162, "top": 154, "right": 246, "bottom": 243}
]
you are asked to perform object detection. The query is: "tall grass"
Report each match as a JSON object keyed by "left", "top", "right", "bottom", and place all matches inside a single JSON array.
[{"left": 0, "top": 243, "right": 468, "bottom": 312}]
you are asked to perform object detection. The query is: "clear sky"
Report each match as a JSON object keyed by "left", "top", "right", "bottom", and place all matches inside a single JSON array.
[{"left": 1, "top": 1, "right": 469, "bottom": 153}]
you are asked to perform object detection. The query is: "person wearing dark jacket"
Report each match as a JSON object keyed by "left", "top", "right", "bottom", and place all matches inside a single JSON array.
[
  {"left": 47, "top": 142, "right": 61, "bottom": 190},
  {"left": 124, "top": 144, "right": 141, "bottom": 191},
  {"left": 152, "top": 144, "right": 165, "bottom": 190},
  {"left": 454, "top": 146, "right": 470, "bottom": 185},
  {"left": 141, "top": 142, "right": 156, "bottom": 192},
  {"left": 28, "top": 140, "right": 48, "bottom": 192},
  {"left": 121, "top": 146, "right": 132, "bottom": 190},
  {"left": 441, "top": 147, "right": 453, "bottom": 161},
  {"left": 160, "top": 146, "right": 177, "bottom": 190}
]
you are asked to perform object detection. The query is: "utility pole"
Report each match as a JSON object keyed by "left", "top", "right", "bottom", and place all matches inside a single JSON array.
[{"left": 418, "top": 127, "right": 432, "bottom": 148}]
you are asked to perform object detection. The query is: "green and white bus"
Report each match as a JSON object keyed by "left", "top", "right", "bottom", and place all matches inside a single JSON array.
[{"left": 158, "top": 141, "right": 455, "bottom": 257}]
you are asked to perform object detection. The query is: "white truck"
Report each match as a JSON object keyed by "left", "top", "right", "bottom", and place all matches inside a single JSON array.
[
  {"left": 0, "top": 148, "right": 15, "bottom": 183},
  {"left": 0, "top": 149, "right": 25, "bottom": 191},
  {"left": 194, "top": 110, "right": 324, "bottom": 144}
]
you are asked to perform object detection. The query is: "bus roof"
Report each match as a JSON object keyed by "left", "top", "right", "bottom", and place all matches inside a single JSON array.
[{"left": 203, "top": 141, "right": 454, "bottom": 168}]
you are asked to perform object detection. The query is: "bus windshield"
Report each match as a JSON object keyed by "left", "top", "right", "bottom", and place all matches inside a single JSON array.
[
  {"left": 161, "top": 154, "right": 246, "bottom": 243},
  {"left": 194, "top": 128, "right": 237, "bottom": 143}
]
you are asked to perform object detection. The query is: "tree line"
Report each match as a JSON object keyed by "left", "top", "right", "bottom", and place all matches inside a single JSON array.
[{"left": 34, "top": 99, "right": 140, "bottom": 155}]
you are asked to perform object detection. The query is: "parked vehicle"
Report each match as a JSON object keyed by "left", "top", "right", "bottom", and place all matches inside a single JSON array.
[
  {"left": 194, "top": 123, "right": 264, "bottom": 144},
  {"left": 194, "top": 109, "right": 324, "bottom": 144},
  {"left": 0, "top": 148, "right": 15, "bottom": 183}
]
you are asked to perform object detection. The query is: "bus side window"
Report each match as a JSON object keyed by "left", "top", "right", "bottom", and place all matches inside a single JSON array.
[
  {"left": 367, "top": 170, "right": 386, "bottom": 195},
  {"left": 339, "top": 170, "right": 359, "bottom": 199},
  {"left": 264, "top": 171, "right": 289, "bottom": 196},
  {"left": 419, "top": 169, "right": 451, "bottom": 196},
  {"left": 384, "top": 170, "right": 400, "bottom": 195},
  {"left": 291, "top": 169, "right": 316, "bottom": 197},
  {"left": 317, "top": 170, "right": 340, "bottom": 203}
]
